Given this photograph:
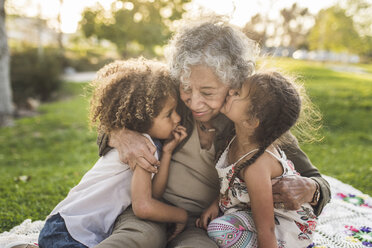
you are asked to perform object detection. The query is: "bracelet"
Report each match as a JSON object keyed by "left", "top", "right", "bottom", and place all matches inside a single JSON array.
[{"left": 310, "top": 180, "right": 320, "bottom": 206}]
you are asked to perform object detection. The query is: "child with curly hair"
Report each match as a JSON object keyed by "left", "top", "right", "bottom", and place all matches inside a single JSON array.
[
  {"left": 196, "top": 72, "right": 319, "bottom": 248},
  {"left": 36, "top": 59, "right": 188, "bottom": 248}
]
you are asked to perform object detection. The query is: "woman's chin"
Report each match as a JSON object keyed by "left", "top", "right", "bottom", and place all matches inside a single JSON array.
[{"left": 220, "top": 105, "right": 230, "bottom": 116}]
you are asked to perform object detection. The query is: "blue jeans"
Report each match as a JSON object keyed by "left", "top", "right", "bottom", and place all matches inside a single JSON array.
[{"left": 38, "top": 213, "right": 87, "bottom": 248}]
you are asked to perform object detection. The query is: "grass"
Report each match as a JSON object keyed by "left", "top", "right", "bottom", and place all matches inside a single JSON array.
[
  {"left": 1, "top": 58, "right": 372, "bottom": 232},
  {"left": 0, "top": 83, "right": 98, "bottom": 232},
  {"left": 262, "top": 58, "right": 372, "bottom": 194}
]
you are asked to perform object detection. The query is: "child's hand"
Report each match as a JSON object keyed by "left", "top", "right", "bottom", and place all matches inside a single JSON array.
[
  {"left": 162, "top": 125, "right": 187, "bottom": 154},
  {"left": 195, "top": 201, "right": 219, "bottom": 230}
]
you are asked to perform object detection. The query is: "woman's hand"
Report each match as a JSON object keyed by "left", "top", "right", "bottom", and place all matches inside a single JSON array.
[
  {"left": 195, "top": 199, "right": 219, "bottom": 230},
  {"left": 162, "top": 125, "right": 187, "bottom": 155},
  {"left": 271, "top": 175, "right": 316, "bottom": 210},
  {"left": 109, "top": 128, "right": 160, "bottom": 173}
]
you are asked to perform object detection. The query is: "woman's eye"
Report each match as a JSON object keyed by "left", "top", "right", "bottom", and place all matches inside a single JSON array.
[{"left": 201, "top": 92, "right": 212, "bottom": 96}]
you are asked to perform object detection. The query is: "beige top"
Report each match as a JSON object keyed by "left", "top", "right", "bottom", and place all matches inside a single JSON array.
[{"left": 163, "top": 123, "right": 220, "bottom": 215}]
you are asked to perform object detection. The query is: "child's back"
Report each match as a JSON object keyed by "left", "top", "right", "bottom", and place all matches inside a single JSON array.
[{"left": 50, "top": 136, "right": 157, "bottom": 247}]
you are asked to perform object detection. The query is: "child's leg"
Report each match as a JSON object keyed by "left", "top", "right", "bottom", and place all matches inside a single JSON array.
[
  {"left": 38, "top": 213, "right": 87, "bottom": 248},
  {"left": 207, "top": 211, "right": 257, "bottom": 248}
]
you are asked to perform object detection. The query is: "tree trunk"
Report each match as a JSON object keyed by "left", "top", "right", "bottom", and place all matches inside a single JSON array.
[{"left": 0, "top": 0, "right": 13, "bottom": 126}]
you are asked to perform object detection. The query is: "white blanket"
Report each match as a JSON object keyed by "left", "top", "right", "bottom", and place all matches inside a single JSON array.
[{"left": 1, "top": 175, "right": 371, "bottom": 248}]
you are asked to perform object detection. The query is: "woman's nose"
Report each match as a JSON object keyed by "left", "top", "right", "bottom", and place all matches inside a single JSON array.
[{"left": 189, "top": 93, "right": 203, "bottom": 110}]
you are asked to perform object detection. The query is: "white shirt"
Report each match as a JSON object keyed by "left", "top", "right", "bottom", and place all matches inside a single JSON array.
[{"left": 50, "top": 134, "right": 158, "bottom": 247}]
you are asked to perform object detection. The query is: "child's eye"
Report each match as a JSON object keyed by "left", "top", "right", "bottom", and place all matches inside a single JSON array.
[{"left": 167, "top": 110, "right": 173, "bottom": 118}]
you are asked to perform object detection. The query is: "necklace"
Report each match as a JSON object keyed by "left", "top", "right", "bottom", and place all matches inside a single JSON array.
[{"left": 198, "top": 121, "right": 216, "bottom": 132}]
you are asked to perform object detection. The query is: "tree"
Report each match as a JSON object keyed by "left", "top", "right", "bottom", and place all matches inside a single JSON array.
[
  {"left": 79, "top": 0, "right": 191, "bottom": 57},
  {"left": 242, "top": 3, "right": 313, "bottom": 50},
  {"left": 242, "top": 13, "right": 269, "bottom": 47},
  {"left": 341, "top": 0, "right": 372, "bottom": 37},
  {"left": 279, "top": 3, "right": 313, "bottom": 49},
  {"left": 0, "top": 0, "right": 13, "bottom": 126},
  {"left": 308, "top": 6, "right": 363, "bottom": 54},
  {"left": 341, "top": 0, "right": 372, "bottom": 58}
]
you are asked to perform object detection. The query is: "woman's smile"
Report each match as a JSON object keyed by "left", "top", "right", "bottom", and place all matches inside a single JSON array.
[{"left": 191, "top": 110, "right": 210, "bottom": 117}]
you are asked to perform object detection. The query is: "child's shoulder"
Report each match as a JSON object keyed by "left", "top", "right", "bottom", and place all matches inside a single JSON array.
[
  {"left": 244, "top": 147, "right": 283, "bottom": 177},
  {"left": 98, "top": 148, "right": 127, "bottom": 167}
]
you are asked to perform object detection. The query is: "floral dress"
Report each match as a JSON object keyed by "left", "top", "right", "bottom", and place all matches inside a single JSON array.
[{"left": 207, "top": 137, "right": 317, "bottom": 248}]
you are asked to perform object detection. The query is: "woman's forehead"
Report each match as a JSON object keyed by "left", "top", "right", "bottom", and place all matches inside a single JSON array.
[{"left": 185, "top": 65, "right": 225, "bottom": 87}]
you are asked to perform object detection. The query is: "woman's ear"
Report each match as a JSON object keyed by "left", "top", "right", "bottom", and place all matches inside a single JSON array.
[{"left": 228, "top": 89, "right": 239, "bottom": 97}]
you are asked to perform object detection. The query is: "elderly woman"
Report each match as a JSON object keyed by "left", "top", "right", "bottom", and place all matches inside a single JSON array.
[{"left": 96, "top": 17, "right": 330, "bottom": 248}]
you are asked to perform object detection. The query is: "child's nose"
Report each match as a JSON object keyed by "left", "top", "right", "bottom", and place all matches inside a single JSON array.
[{"left": 173, "top": 112, "right": 181, "bottom": 124}]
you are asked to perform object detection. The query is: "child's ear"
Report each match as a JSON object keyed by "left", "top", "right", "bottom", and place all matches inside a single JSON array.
[{"left": 243, "top": 117, "right": 259, "bottom": 129}]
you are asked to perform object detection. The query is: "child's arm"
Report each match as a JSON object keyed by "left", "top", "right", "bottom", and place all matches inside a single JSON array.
[
  {"left": 151, "top": 152, "right": 172, "bottom": 199},
  {"left": 241, "top": 152, "right": 281, "bottom": 248},
  {"left": 152, "top": 125, "right": 187, "bottom": 198},
  {"left": 131, "top": 165, "right": 188, "bottom": 224}
]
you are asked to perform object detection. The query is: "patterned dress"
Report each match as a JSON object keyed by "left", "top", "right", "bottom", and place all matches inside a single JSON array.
[{"left": 207, "top": 137, "right": 317, "bottom": 248}]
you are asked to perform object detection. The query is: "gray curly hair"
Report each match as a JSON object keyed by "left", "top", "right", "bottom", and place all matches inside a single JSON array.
[{"left": 165, "top": 16, "right": 259, "bottom": 89}]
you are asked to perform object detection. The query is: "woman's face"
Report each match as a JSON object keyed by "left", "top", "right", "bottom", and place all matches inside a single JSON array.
[{"left": 179, "top": 65, "right": 229, "bottom": 122}]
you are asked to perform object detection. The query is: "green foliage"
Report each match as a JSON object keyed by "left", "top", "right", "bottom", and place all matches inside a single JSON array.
[
  {"left": 79, "top": 0, "right": 191, "bottom": 57},
  {"left": 64, "top": 47, "right": 115, "bottom": 72},
  {"left": 10, "top": 47, "right": 63, "bottom": 105},
  {"left": 0, "top": 83, "right": 97, "bottom": 232},
  {"left": 308, "top": 6, "right": 364, "bottom": 54},
  {"left": 243, "top": 3, "right": 313, "bottom": 49},
  {"left": 341, "top": 0, "right": 372, "bottom": 37}
]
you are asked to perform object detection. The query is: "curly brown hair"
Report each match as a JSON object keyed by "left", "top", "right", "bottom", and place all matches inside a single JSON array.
[{"left": 89, "top": 58, "right": 178, "bottom": 134}]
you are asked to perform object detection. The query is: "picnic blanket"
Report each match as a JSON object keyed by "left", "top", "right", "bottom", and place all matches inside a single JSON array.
[{"left": 0, "top": 175, "right": 371, "bottom": 248}]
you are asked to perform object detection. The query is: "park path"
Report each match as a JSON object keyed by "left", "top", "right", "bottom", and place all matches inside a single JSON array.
[
  {"left": 61, "top": 64, "right": 371, "bottom": 83},
  {"left": 61, "top": 71, "right": 96, "bottom": 83}
]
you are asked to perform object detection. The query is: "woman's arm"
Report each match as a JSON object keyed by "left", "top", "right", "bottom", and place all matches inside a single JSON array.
[
  {"left": 98, "top": 128, "right": 160, "bottom": 173},
  {"left": 131, "top": 165, "right": 188, "bottom": 224},
  {"left": 241, "top": 154, "right": 278, "bottom": 248},
  {"left": 275, "top": 133, "right": 331, "bottom": 216}
]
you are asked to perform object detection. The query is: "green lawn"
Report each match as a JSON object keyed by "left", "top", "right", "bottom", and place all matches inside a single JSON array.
[
  {"left": 1, "top": 58, "right": 372, "bottom": 232},
  {"left": 264, "top": 58, "right": 372, "bottom": 195}
]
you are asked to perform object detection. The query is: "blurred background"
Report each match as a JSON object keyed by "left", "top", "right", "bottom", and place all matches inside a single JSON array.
[
  {"left": 0, "top": 0, "right": 371, "bottom": 232},
  {"left": 1, "top": 0, "right": 372, "bottom": 117}
]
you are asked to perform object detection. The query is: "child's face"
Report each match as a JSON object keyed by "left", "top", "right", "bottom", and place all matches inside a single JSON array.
[
  {"left": 221, "top": 83, "right": 252, "bottom": 124},
  {"left": 147, "top": 97, "right": 180, "bottom": 140}
]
